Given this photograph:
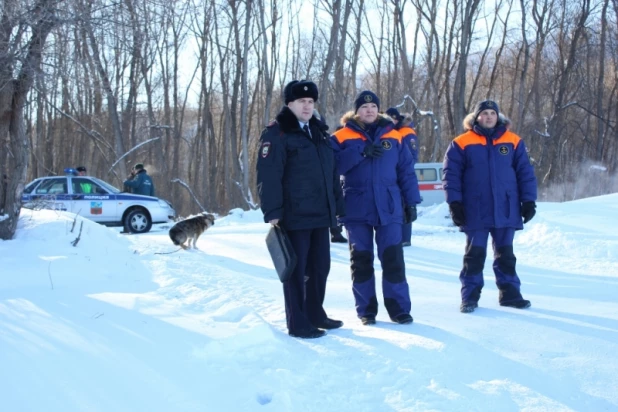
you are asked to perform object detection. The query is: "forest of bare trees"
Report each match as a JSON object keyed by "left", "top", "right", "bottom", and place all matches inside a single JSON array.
[{"left": 1, "top": 0, "right": 617, "bottom": 239}]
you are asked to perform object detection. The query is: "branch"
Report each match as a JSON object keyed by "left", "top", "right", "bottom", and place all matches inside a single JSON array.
[
  {"left": 71, "top": 221, "right": 83, "bottom": 247},
  {"left": 234, "top": 180, "right": 259, "bottom": 210},
  {"left": 170, "top": 178, "right": 205, "bottom": 212},
  {"left": 47, "top": 262, "right": 54, "bottom": 290},
  {"left": 107, "top": 137, "right": 161, "bottom": 175}
]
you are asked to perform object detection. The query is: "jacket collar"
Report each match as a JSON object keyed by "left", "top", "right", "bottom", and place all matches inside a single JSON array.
[{"left": 276, "top": 106, "right": 324, "bottom": 134}]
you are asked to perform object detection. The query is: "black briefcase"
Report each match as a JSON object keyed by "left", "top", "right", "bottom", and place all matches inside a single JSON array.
[{"left": 265, "top": 225, "right": 297, "bottom": 282}]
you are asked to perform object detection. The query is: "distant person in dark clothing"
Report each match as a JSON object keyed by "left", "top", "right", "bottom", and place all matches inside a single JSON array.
[
  {"left": 257, "top": 80, "right": 346, "bottom": 339},
  {"left": 386, "top": 107, "right": 420, "bottom": 247},
  {"left": 123, "top": 163, "right": 155, "bottom": 196},
  {"left": 443, "top": 100, "right": 537, "bottom": 313}
]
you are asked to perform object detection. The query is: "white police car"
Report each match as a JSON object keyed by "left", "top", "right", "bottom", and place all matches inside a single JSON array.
[{"left": 21, "top": 169, "right": 176, "bottom": 233}]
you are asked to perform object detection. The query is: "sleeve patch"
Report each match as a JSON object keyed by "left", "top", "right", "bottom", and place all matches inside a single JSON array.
[{"left": 261, "top": 141, "right": 272, "bottom": 158}]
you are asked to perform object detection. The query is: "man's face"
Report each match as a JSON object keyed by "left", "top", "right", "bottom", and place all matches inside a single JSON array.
[
  {"left": 78, "top": 171, "right": 86, "bottom": 176},
  {"left": 477, "top": 109, "right": 498, "bottom": 128},
  {"left": 287, "top": 98, "right": 315, "bottom": 123},
  {"left": 357, "top": 103, "right": 378, "bottom": 124}
]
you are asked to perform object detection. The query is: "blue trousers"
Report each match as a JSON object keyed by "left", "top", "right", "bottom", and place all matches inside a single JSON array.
[
  {"left": 402, "top": 222, "right": 412, "bottom": 243},
  {"left": 346, "top": 222, "right": 411, "bottom": 318},
  {"left": 283, "top": 227, "right": 330, "bottom": 334},
  {"left": 460, "top": 228, "right": 523, "bottom": 304}
]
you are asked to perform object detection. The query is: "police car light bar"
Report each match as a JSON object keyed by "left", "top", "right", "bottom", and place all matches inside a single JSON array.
[{"left": 64, "top": 167, "right": 78, "bottom": 175}]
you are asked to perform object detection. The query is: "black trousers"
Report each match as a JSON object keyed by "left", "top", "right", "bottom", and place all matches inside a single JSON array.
[{"left": 283, "top": 227, "right": 331, "bottom": 334}]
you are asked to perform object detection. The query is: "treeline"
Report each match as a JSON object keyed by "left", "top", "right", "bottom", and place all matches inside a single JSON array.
[{"left": 1, "top": 0, "right": 617, "bottom": 238}]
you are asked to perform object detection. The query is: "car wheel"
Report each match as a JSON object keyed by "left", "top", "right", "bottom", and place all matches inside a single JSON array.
[{"left": 124, "top": 209, "right": 152, "bottom": 234}]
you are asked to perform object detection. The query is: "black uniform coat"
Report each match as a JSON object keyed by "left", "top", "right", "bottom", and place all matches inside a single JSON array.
[{"left": 257, "top": 106, "right": 345, "bottom": 231}]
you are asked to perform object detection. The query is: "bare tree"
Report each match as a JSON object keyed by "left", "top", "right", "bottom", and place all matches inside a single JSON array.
[{"left": 0, "top": 0, "right": 58, "bottom": 239}]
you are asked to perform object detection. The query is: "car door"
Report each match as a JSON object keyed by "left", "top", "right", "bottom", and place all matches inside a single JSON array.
[
  {"left": 29, "top": 177, "right": 74, "bottom": 211},
  {"left": 70, "top": 177, "right": 116, "bottom": 223}
]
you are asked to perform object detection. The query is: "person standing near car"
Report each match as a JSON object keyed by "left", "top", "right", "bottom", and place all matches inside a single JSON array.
[
  {"left": 123, "top": 163, "right": 155, "bottom": 196},
  {"left": 256, "top": 80, "right": 346, "bottom": 339},
  {"left": 386, "top": 107, "right": 419, "bottom": 247},
  {"left": 443, "top": 100, "right": 537, "bottom": 313},
  {"left": 75, "top": 166, "right": 93, "bottom": 193},
  {"left": 331, "top": 90, "right": 421, "bottom": 326}
]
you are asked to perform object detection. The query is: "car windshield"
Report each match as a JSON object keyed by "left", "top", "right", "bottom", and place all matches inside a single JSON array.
[{"left": 91, "top": 177, "right": 121, "bottom": 194}]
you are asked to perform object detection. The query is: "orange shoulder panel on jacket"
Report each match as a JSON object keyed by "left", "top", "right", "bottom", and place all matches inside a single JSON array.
[
  {"left": 382, "top": 129, "right": 403, "bottom": 143},
  {"left": 453, "top": 131, "right": 486, "bottom": 150},
  {"left": 399, "top": 126, "right": 417, "bottom": 136},
  {"left": 493, "top": 131, "right": 521, "bottom": 149},
  {"left": 333, "top": 127, "right": 364, "bottom": 143}
]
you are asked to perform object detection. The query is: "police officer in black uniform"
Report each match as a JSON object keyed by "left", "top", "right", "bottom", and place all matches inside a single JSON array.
[{"left": 256, "top": 80, "right": 346, "bottom": 339}]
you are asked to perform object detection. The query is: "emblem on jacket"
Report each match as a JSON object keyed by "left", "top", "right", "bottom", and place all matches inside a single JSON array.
[
  {"left": 382, "top": 141, "right": 392, "bottom": 150},
  {"left": 499, "top": 146, "right": 509, "bottom": 155},
  {"left": 261, "top": 142, "right": 271, "bottom": 158}
]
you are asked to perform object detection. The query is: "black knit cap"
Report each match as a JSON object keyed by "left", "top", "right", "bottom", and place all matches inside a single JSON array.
[
  {"left": 386, "top": 107, "right": 403, "bottom": 121},
  {"left": 354, "top": 90, "right": 380, "bottom": 112},
  {"left": 473, "top": 100, "right": 500, "bottom": 119},
  {"left": 76, "top": 166, "right": 87, "bottom": 172},
  {"left": 134, "top": 163, "right": 144, "bottom": 170},
  {"left": 283, "top": 80, "right": 319, "bottom": 104}
]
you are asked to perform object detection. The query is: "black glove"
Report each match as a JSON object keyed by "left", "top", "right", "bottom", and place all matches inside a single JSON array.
[
  {"left": 521, "top": 201, "right": 536, "bottom": 223},
  {"left": 449, "top": 202, "right": 466, "bottom": 227},
  {"left": 363, "top": 143, "right": 384, "bottom": 158},
  {"left": 404, "top": 205, "right": 417, "bottom": 224}
]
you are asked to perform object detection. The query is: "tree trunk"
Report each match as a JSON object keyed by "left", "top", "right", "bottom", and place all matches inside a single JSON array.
[{"left": 0, "top": 0, "right": 57, "bottom": 239}]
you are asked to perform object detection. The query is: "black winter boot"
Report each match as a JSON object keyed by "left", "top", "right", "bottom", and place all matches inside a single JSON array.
[
  {"left": 460, "top": 301, "right": 479, "bottom": 313},
  {"left": 391, "top": 314, "right": 414, "bottom": 324},
  {"left": 361, "top": 316, "right": 376, "bottom": 325},
  {"left": 500, "top": 299, "right": 531, "bottom": 309}
]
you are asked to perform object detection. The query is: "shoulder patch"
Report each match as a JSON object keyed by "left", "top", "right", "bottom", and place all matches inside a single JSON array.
[{"left": 260, "top": 141, "right": 271, "bottom": 158}]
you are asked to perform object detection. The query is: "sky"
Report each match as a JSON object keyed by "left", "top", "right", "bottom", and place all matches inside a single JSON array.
[{"left": 1, "top": 195, "right": 618, "bottom": 412}]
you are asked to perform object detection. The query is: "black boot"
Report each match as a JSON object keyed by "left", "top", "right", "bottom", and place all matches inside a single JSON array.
[
  {"left": 500, "top": 299, "right": 531, "bottom": 309},
  {"left": 391, "top": 313, "right": 413, "bottom": 324},
  {"left": 360, "top": 316, "right": 376, "bottom": 325},
  {"left": 460, "top": 301, "right": 478, "bottom": 313}
]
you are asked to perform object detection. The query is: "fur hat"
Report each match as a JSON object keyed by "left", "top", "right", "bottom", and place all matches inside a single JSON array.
[
  {"left": 385, "top": 107, "right": 403, "bottom": 121},
  {"left": 354, "top": 90, "right": 380, "bottom": 112},
  {"left": 134, "top": 163, "right": 144, "bottom": 170},
  {"left": 283, "top": 80, "right": 319, "bottom": 104},
  {"left": 473, "top": 100, "right": 500, "bottom": 119}
]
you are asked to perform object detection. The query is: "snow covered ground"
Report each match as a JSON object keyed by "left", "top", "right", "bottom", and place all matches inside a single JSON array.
[{"left": 1, "top": 195, "right": 618, "bottom": 411}]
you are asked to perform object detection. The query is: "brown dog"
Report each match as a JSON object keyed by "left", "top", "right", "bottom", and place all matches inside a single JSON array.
[{"left": 168, "top": 213, "right": 215, "bottom": 249}]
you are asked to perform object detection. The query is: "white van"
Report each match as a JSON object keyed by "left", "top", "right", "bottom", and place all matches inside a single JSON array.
[{"left": 414, "top": 162, "right": 444, "bottom": 206}]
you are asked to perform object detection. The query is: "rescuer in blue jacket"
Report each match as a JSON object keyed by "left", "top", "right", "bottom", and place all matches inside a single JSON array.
[
  {"left": 386, "top": 107, "right": 419, "bottom": 247},
  {"left": 331, "top": 90, "right": 421, "bottom": 326},
  {"left": 443, "top": 100, "right": 537, "bottom": 313}
]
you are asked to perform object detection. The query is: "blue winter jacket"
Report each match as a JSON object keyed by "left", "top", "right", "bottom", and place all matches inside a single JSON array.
[
  {"left": 442, "top": 114, "right": 537, "bottom": 231},
  {"left": 394, "top": 114, "right": 419, "bottom": 164},
  {"left": 123, "top": 169, "right": 155, "bottom": 196},
  {"left": 331, "top": 112, "right": 421, "bottom": 227}
]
